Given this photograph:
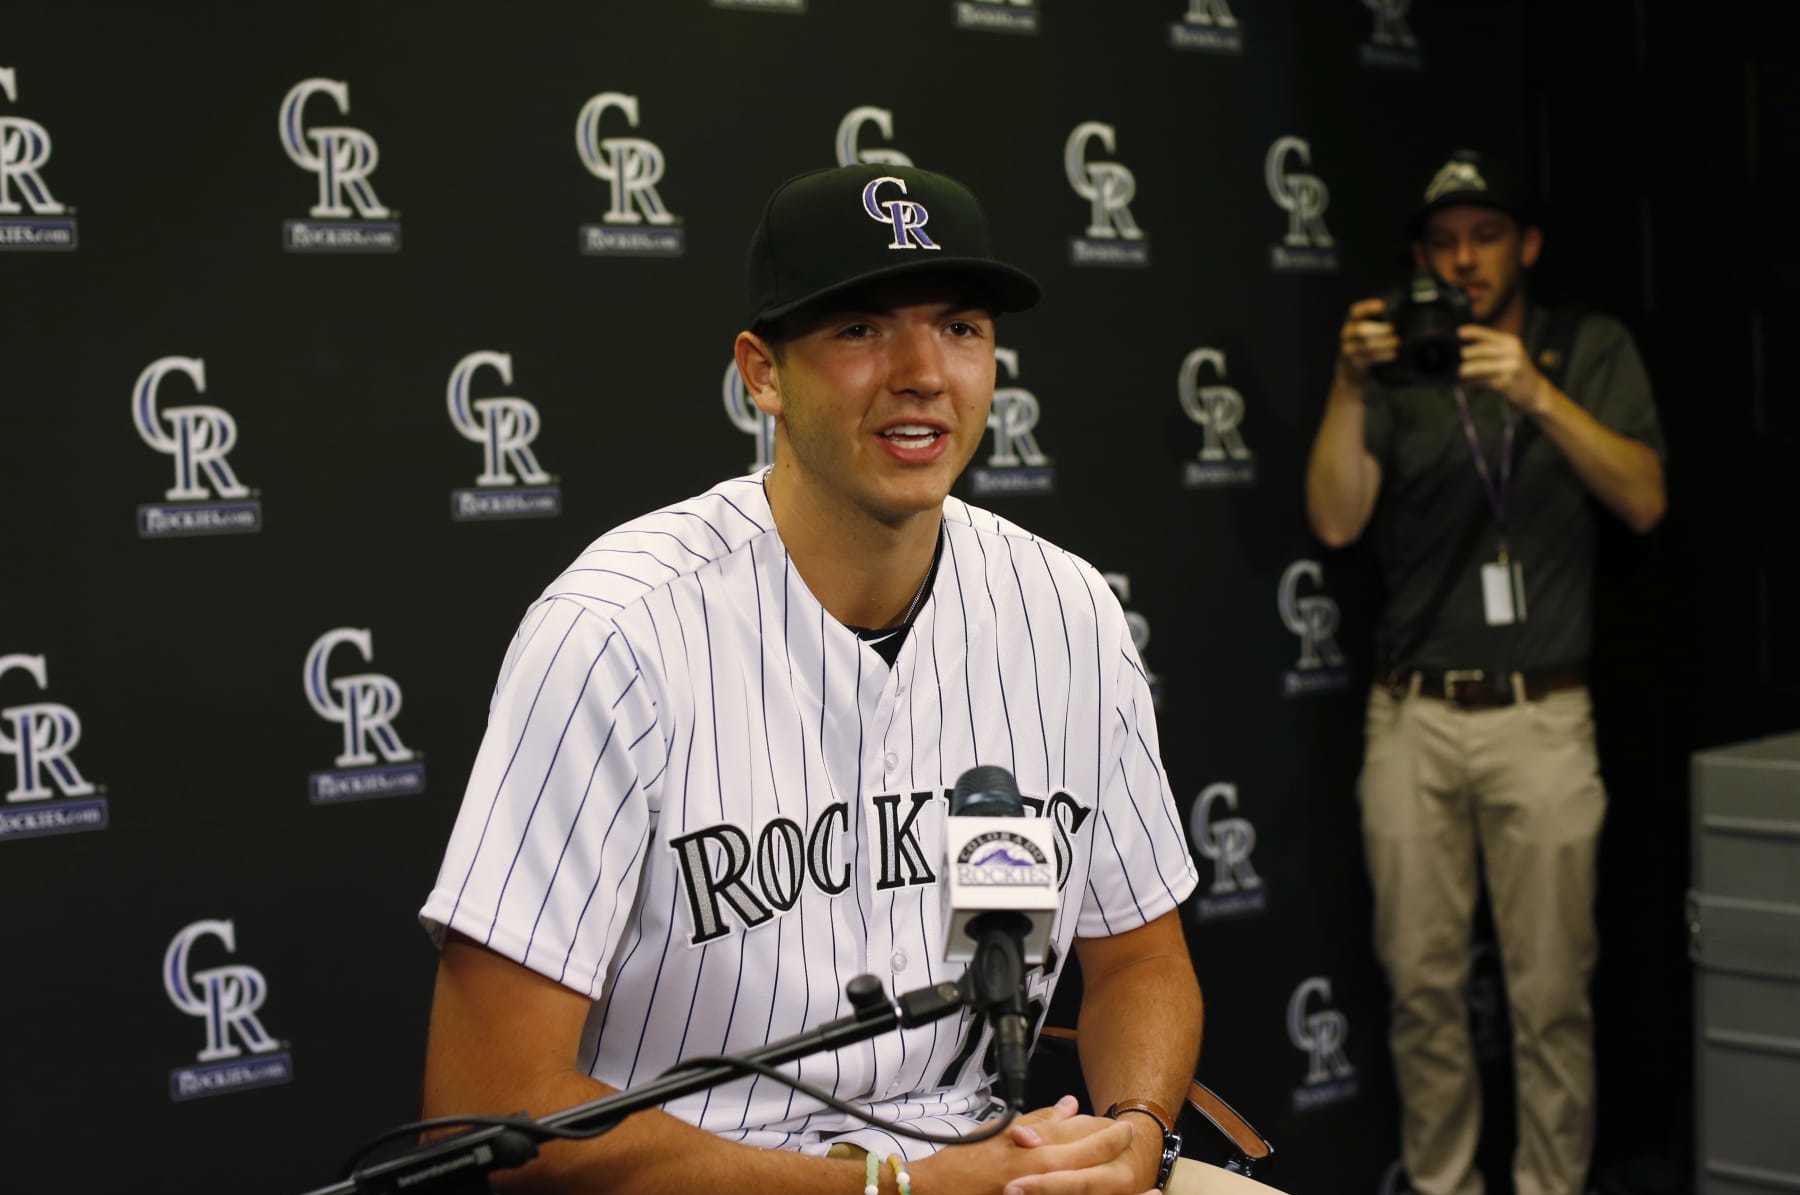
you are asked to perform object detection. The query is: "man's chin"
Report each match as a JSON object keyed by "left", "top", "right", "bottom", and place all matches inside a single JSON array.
[{"left": 863, "top": 476, "right": 954, "bottom": 527}]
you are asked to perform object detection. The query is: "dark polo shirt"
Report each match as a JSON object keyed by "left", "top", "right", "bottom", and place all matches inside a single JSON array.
[{"left": 1363, "top": 307, "right": 1665, "bottom": 675}]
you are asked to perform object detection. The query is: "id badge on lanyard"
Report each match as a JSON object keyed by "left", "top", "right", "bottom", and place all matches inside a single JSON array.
[{"left": 1453, "top": 386, "right": 1527, "bottom": 626}]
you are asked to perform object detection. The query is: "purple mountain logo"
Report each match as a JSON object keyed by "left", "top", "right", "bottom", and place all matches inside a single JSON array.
[{"left": 971, "top": 845, "right": 1037, "bottom": 868}]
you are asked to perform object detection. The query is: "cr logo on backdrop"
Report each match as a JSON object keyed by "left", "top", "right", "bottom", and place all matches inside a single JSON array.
[
  {"left": 968, "top": 347, "right": 1053, "bottom": 497},
  {"left": 835, "top": 106, "right": 911, "bottom": 167},
  {"left": 862, "top": 175, "right": 940, "bottom": 251},
  {"left": 1064, "top": 122, "right": 1148, "bottom": 267},
  {"left": 0, "top": 67, "right": 77, "bottom": 250},
  {"left": 722, "top": 360, "right": 775, "bottom": 471},
  {"left": 131, "top": 356, "right": 263, "bottom": 539},
  {"left": 303, "top": 628, "right": 426, "bottom": 804},
  {"left": 163, "top": 919, "right": 294, "bottom": 1101},
  {"left": 1169, "top": 0, "right": 1243, "bottom": 53},
  {"left": 1265, "top": 136, "right": 1338, "bottom": 273},
  {"left": 1279, "top": 560, "right": 1349, "bottom": 696},
  {"left": 954, "top": 0, "right": 1040, "bottom": 35},
  {"left": 278, "top": 78, "right": 399, "bottom": 252},
  {"left": 0, "top": 653, "right": 107, "bottom": 842},
  {"left": 1188, "top": 782, "right": 1266, "bottom": 920},
  {"left": 1287, "top": 975, "right": 1359, "bottom": 1111},
  {"left": 576, "top": 92, "right": 684, "bottom": 257},
  {"left": 1103, "top": 574, "right": 1162, "bottom": 709},
  {"left": 446, "top": 351, "right": 562, "bottom": 522},
  {"left": 1360, "top": 0, "right": 1423, "bottom": 70},
  {"left": 1178, "top": 347, "right": 1256, "bottom": 488}
]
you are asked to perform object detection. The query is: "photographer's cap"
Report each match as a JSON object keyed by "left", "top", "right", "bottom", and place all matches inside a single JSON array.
[
  {"left": 747, "top": 164, "right": 1040, "bottom": 330},
  {"left": 1408, "top": 148, "right": 1535, "bottom": 237}
]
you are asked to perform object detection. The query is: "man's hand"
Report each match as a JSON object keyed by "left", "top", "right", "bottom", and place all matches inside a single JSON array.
[
  {"left": 1458, "top": 324, "right": 1547, "bottom": 413},
  {"left": 908, "top": 1095, "right": 1153, "bottom": 1195},
  {"left": 1337, "top": 297, "right": 1399, "bottom": 387}
]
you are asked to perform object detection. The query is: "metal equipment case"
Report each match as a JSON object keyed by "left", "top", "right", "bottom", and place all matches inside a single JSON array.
[{"left": 1690, "top": 731, "right": 1800, "bottom": 1193}]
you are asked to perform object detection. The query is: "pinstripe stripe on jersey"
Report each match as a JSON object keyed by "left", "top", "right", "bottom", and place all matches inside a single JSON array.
[
  {"left": 968, "top": 525, "right": 1018, "bottom": 773},
  {"left": 1005, "top": 537, "right": 1052, "bottom": 787}
]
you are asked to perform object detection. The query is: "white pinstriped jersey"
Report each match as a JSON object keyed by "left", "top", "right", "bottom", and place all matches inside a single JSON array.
[{"left": 420, "top": 473, "right": 1197, "bottom": 1160}]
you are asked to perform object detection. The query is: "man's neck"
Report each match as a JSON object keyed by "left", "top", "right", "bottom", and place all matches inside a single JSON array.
[{"left": 763, "top": 463, "right": 942, "bottom": 631}]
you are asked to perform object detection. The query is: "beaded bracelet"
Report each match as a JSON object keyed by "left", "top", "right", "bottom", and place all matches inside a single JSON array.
[
  {"left": 863, "top": 1150, "right": 880, "bottom": 1195},
  {"left": 887, "top": 1153, "right": 912, "bottom": 1195}
]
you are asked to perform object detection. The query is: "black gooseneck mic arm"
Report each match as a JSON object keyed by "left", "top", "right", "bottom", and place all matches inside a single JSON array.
[{"left": 303, "top": 975, "right": 970, "bottom": 1195}]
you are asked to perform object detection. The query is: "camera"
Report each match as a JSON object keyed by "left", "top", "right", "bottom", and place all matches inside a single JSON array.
[{"left": 1373, "top": 270, "right": 1472, "bottom": 386}]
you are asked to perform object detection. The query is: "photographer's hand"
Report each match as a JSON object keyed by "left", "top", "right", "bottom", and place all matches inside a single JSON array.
[
  {"left": 1458, "top": 325, "right": 1667, "bottom": 533},
  {"left": 1337, "top": 297, "right": 1399, "bottom": 386},
  {"left": 1457, "top": 325, "right": 1547, "bottom": 413}
]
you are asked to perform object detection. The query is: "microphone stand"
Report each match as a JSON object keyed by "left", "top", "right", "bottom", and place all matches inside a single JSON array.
[{"left": 301, "top": 974, "right": 971, "bottom": 1195}]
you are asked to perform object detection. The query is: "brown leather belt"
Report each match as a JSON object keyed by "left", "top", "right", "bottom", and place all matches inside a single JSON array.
[{"left": 1382, "top": 668, "right": 1584, "bottom": 709}]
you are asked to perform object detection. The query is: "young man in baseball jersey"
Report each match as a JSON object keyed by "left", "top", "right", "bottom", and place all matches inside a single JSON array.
[{"left": 419, "top": 164, "right": 1202, "bottom": 1195}]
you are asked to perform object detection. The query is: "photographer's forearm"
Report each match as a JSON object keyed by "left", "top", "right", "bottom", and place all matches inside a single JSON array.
[
  {"left": 1531, "top": 383, "right": 1667, "bottom": 534},
  {"left": 1306, "top": 370, "right": 1384, "bottom": 547}
]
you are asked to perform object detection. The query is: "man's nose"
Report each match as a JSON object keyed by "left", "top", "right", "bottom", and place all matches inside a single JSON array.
[
  {"left": 1452, "top": 238, "right": 1478, "bottom": 270},
  {"left": 890, "top": 325, "right": 947, "bottom": 398}
]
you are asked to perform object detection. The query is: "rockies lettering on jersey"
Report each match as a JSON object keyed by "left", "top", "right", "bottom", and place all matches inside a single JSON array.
[{"left": 421, "top": 474, "right": 1196, "bottom": 1159}]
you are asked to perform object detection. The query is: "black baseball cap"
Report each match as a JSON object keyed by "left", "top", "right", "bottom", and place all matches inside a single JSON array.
[
  {"left": 1407, "top": 148, "right": 1537, "bottom": 238},
  {"left": 746, "top": 164, "right": 1040, "bottom": 331}
]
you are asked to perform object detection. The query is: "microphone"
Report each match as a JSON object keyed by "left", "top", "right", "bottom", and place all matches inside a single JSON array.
[{"left": 942, "top": 765, "right": 1058, "bottom": 1110}]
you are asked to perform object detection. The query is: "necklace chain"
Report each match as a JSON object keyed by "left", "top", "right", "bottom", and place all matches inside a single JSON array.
[{"left": 891, "top": 560, "right": 932, "bottom": 629}]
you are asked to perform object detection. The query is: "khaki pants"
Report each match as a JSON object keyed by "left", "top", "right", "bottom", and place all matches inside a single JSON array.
[{"left": 1358, "top": 680, "right": 1605, "bottom": 1195}]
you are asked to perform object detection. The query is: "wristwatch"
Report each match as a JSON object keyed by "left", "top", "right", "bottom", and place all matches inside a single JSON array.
[{"left": 1105, "top": 1099, "right": 1182, "bottom": 1190}]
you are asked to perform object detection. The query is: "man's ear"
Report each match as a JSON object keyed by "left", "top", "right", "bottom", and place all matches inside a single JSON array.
[
  {"left": 734, "top": 331, "right": 781, "bottom": 418},
  {"left": 1520, "top": 225, "right": 1543, "bottom": 270}
]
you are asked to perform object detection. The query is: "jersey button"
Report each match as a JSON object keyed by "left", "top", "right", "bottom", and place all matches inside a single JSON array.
[
  {"left": 891, "top": 950, "right": 908, "bottom": 973},
  {"left": 883, "top": 751, "right": 899, "bottom": 772}
]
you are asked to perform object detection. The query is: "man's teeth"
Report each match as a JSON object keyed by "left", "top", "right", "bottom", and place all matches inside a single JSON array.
[{"left": 882, "top": 426, "right": 941, "bottom": 447}]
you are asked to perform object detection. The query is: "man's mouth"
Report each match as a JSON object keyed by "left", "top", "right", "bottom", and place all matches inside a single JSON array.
[{"left": 878, "top": 424, "right": 945, "bottom": 450}]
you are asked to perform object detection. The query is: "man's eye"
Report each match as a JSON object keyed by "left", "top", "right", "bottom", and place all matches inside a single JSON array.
[
  {"left": 947, "top": 320, "right": 982, "bottom": 337},
  {"left": 838, "top": 323, "right": 875, "bottom": 339}
]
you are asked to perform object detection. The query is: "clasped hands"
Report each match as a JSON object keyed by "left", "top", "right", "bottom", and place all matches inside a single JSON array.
[{"left": 907, "top": 1094, "right": 1165, "bottom": 1195}]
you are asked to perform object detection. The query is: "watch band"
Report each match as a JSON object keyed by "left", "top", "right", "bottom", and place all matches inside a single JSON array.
[
  {"left": 1157, "top": 1134, "right": 1183, "bottom": 1190},
  {"left": 1104, "top": 1098, "right": 1175, "bottom": 1136}
]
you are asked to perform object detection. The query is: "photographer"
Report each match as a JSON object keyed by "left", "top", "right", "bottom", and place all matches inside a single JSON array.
[{"left": 1304, "top": 149, "right": 1666, "bottom": 1195}]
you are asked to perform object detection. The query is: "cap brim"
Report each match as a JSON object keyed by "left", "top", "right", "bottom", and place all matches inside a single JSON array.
[
  {"left": 752, "top": 256, "right": 1041, "bottom": 328},
  {"left": 1408, "top": 193, "right": 1519, "bottom": 237}
]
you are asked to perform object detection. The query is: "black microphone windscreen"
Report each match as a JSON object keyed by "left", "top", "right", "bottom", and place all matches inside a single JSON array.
[{"left": 950, "top": 765, "right": 1023, "bottom": 817}]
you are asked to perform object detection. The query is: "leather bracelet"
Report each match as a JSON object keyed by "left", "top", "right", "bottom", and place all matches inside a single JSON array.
[{"left": 1105, "top": 1098, "right": 1174, "bottom": 1135}]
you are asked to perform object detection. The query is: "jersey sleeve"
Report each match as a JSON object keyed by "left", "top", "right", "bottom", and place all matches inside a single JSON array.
[
  {"left": 1567, "top": 314, "right": 1666, "bottom": 459},
  {"left": 420, "top": 596, "right": 667, "bottom": 998},
  {"left": 1076, "top": 604, "right": 1200, "bottom": 939}
]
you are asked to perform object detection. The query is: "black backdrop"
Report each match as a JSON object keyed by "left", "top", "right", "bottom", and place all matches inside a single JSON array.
[{"left": 1, "top": 3, "right": 1565, "bottom": 1193}]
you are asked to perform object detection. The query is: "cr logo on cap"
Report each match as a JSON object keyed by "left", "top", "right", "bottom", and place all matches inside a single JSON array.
[{"left": 862, "top": 176, "right": 941, "bottom": 252}]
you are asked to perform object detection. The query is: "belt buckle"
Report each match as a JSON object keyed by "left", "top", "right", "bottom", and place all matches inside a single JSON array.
[{"left": 1443, "top": 669, "right": 1485, "bottom": 705}]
